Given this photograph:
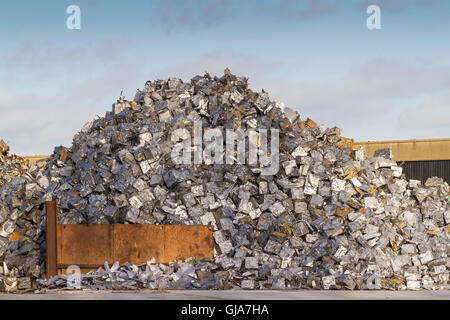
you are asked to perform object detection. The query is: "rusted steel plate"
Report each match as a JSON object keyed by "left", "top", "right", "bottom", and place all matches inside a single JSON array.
[
  {"left": 57, "top": 224, "right": 113, "bottom": 267},
  {"left": 56, "top": 224, "right": 214, "bottom": 270},
  {"left": 45, "top": 201, "right": 57, "bottom": 278},
  {"left": 113, "top": 225, "right": 165, "bottom": 264},
  {"left": 163, "top": 225, "right": 214, "bottom": 262}
]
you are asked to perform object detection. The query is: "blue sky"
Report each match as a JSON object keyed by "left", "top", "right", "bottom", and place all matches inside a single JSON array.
[{"left": 0, "top": 0, "right": 449, "bottom": 154}]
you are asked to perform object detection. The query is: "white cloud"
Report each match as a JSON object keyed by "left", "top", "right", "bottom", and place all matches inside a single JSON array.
[
  {"left": 150, "top": 0, "right": 235, "bottom": 34},
  {"left": 150, "top": 0, "right": 339, "bottom": 34},
  {"left": 398, "top": 93, "right": 450, "bottom": 131},
  {"left": 4, "top": 41, "right": 126, "bottom": 70},
  {"left": 0, "top": 40, "right": 148, "bottom": 154},
  {"left": 354, "top": 0, "right": 442, "bottom": 12},
  {"left": 0, "top": 88, "right": 99, "bottom": 155},
  {"left": 266, "top": 0, "right": 338, "bottom": 21}
]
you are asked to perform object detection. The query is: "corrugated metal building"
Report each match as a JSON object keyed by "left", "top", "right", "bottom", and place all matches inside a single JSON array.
[{"left": 355, "top": 139, "right": 450, "bottom": 184}]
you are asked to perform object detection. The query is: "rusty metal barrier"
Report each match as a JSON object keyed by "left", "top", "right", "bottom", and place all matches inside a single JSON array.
[{"left": 45, "top": 201, "right": 214, "bottom": 278}]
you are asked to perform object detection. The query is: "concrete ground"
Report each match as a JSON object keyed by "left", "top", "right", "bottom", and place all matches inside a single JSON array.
[{"left": 0, "top": 289, "right": 449, "bottom": 300}]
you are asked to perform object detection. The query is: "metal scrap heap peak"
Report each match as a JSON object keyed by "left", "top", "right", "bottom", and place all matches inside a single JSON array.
[{"left": 0, "top": 71, "right": 449, "bottom": 292}]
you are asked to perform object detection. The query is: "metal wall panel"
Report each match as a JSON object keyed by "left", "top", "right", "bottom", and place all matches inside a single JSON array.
[
  {"left": 55, "top": 224, "right": 214, "bottom": 274},
  {"left": 399, "top": 160, "right": 450, "bottom": 184}
]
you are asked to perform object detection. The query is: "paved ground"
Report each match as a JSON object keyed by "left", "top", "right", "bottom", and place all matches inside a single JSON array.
[{"left": 1, "top": 289, "right": 449, "bottom": 300}]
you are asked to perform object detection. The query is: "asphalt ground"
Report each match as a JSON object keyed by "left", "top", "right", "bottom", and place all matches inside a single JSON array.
[{"left": 0, "top": 289, "right": 449, "bottom": 300}]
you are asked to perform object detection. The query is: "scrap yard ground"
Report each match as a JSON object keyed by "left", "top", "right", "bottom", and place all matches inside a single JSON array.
[{"left": 0, "top": 289, "right": 449, "bottom": 300}]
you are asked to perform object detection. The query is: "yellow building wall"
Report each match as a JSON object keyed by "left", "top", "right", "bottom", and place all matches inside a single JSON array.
[
  {"left": 355, "top": 139, "right": 450, "bottom": 161},
  {"left": 23, "top": 155, "right": 50, "bottom": 167}
]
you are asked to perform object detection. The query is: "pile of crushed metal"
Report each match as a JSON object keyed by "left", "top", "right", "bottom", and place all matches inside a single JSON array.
[
  {"left": 0, "top": 140, "right": 30, "bottom": 188},
  {"left": 1, "top": 70, "right": 449, "bottom": 293}
]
